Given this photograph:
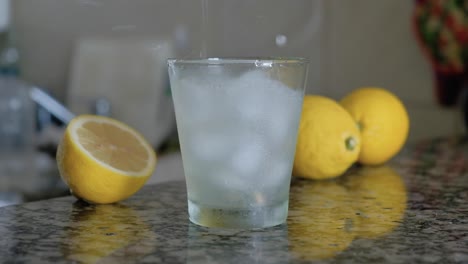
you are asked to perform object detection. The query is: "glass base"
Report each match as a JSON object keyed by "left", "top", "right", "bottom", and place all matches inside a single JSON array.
[{"left": 188, "top": 199, "right": 288, "bottom": 229}]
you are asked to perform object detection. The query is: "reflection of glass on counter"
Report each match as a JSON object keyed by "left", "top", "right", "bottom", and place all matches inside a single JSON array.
[
  {"left": 288, "top": 165, "right": 407, "bottom": 261},
  {"left": 63, "top": 202, "right": 157, "bottom": 263},
  {"left": 186, "top": 223, "right": 289, "bottom": 264}
]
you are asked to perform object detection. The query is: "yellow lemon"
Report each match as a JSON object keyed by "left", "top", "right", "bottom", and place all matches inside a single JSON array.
[
  {"left": 340, "top": 87, "right": 409, "bottom": 165},
  {"left": 293, "top": 95, "right": 361, "bottom": 180},
  {"left": 56, "top": 115, "right": 157, "bottom": 204},
  {"left": 288, "top": 179, "right": 356, "bottom": 260},
  {"left": 65, "top": 202, "right": 157, "bottom": 263},
  {"left": 343, "top": 165, "right": 407, "bottom": 239}
]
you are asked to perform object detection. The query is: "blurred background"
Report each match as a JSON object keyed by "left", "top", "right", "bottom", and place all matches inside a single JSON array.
[
  {"left": 12, "top": 0, "right": 466, "bottom": 142},
  {"left": 0, "top": 0, "right": 467, "bottom": 205}
]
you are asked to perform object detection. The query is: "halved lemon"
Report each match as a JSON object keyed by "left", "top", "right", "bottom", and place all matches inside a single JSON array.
[{"left": 56, "top": 115, "right": 157, "bottom": 204}]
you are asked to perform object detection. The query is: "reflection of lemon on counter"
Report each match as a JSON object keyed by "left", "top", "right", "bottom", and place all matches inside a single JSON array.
[
  {"left": 293, "top": 95, "right": 361, "bottom": 180},
  {"left": 57, "top": 115, "right": 157, "bottom": 204},
  {"left": 341, "top": 88, "right": 409, "bottom": 165},
  {"left": 64, "top": 202, "right": 156, "bottom": 263},
  {"left": 344, "top": 166, "right": 407, "bottom": 239},
  {"left": 288, "top": 180, "right": 356, "bottom": 260}
]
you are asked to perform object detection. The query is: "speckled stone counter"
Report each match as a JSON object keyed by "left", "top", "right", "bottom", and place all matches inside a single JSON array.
[{"left": 0, "top": 137, "right": 467, "bottom": 263}]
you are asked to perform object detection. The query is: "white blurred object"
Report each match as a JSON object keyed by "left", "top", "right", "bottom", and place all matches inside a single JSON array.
[
  {"left": 30, "top": 86, "right": 75, "bottom": 124},
  {"left": 67, "top": 37, "right": 176, "bottom": 147},
  {"left": 275, "top": 34, "right": 287, "bottom": 47},
  {"left": 0, "top": 0, "right": 10, "bottom": 32}
]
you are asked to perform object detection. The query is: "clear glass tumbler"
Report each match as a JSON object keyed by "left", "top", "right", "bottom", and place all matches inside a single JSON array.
[
  {"left": 0, "top": 77, "right": 36, "bottom": 204},
  {"left": 168, "top": 58, "right": 308, "bottom": 229}
]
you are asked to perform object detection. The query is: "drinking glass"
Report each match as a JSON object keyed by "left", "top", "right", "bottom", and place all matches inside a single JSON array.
[
  {"left": 168, "top": 58, "right": 308, "bottom": 229},
  {"left": 0, "top": 77, "right": 36, "bottom": 205}
]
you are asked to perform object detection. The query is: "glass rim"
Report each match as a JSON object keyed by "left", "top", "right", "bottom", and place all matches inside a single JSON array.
[{"left": 167, "top": 57, "right": 309, "bottom": 65}]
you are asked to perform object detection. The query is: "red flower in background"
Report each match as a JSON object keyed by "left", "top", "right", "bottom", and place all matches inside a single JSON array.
[
  {"left": 413, "top": 0, "right": 468, "bottom": 106},
  {"left": 454, "top": 27, "right": 468, "bottom": 44},
  {"left": 431, "top": 1, "right": 443, "bottom": 16}
]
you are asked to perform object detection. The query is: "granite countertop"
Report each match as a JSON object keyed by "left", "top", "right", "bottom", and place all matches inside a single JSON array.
[{"left": 0, "top": 137, "right": 467, "bottom": 263}]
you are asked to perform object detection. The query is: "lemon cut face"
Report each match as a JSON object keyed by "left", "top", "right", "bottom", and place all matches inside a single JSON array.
[
  {"left": 57, "top": 115, "right": 157, "bottom": 204},
  {"left": 71, "top": 116, "right": 155, "bottom": 175}
]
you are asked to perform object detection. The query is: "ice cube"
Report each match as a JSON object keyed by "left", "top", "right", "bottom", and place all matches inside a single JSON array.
[
  {"left": 225, "top": 70, "right": 304, "bottom": 142},
  {"left": 172, "top": 79, "right": 212, "bottom": 123},
  {"left": 263, "top": 84, "right": 304, "bottom": 143},
  {"left": 203, "top": 169, "right": 252, "bottom": 207},
  {"left": 230, "top": 135, "right": 268, "bottom": 178},
  {"left": 252, "top": 160, "right": 292, "bottom": 204},
  {"left": 265, "top": 161, "right": 292, "bottom": 188},
  {"left": 226, "top": 70, "right": 275, "bottom": 122},
  {"left": 268, "top": 96, "right": 303, "bottom": 143},
  {"left": 185, "top": 128, "right": 234, "bottom": 162},
  {"left": 175, "top": 74, "right": 239, "bottom": 125}
]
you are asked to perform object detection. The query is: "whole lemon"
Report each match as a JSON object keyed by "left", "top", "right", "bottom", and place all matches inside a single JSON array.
[
  {"left": 340, "top": 87, "right": 409, "bottom": 165},
  {"left": 293, "top": 95, "right": 361, "bottom": 180}
]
